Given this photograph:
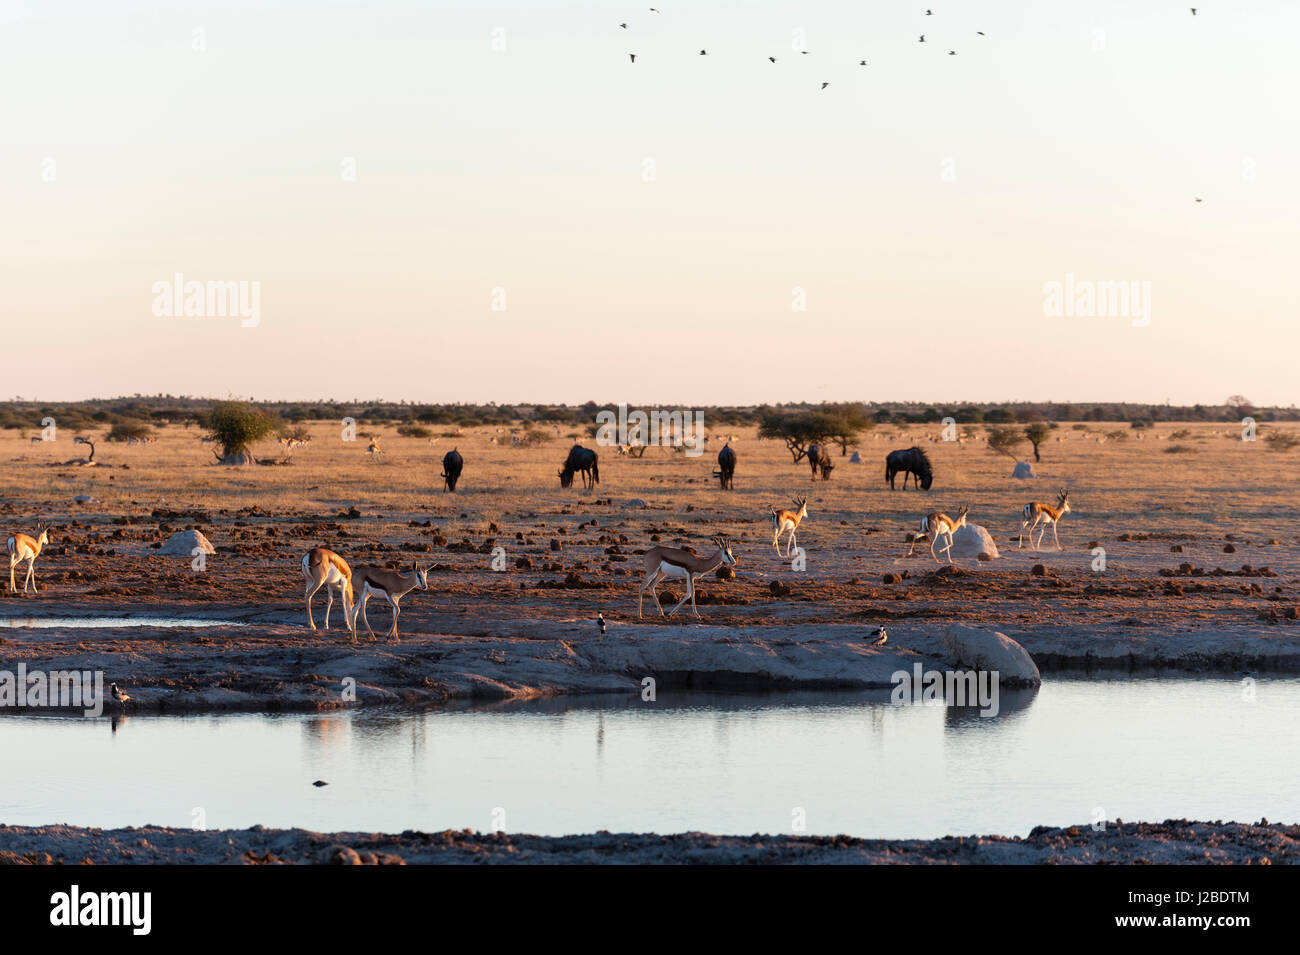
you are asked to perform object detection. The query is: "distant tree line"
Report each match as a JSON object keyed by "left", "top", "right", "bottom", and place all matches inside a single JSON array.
[{"left": 0, "top": 395, "right": 1293, "bottom": 437}]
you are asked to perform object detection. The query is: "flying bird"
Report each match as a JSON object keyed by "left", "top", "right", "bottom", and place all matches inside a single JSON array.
[
  {"left": 919, "top": 35, "right": 926, "bottom": 42},
  {"left": 1191, "top": 7, "right": 1197, "bottom": 14},
  {"left": 699, "top": 49, "right": 707, "bottom": 55},
  {"left": 859, "top": 60, "right": 868, "bottom": 65},
  {"left": 926, "top": 9, "right": 933, "bottom": 14},
  {"left": 800, "top": 50, "right": 811, "bottom": 54},
  {"left": 597, "top": 612, "right": 607, "bottom": 635},
  {"left": 111, "top": 682, "right": 131, "bottom": 704},
  {"left": 649, "top": 7, "right": 660, "bottom": 12},
  {"left": 620, "top": 23, "right": 627, "bottom": 29},
  {"left": 1195, "top": 197, "right": 1203, "bottom": 202},
  {"left": 768, "top": 56, "right": 776, "bottom": 62},
  {"left": 949, "top": 50, "right": 957, "bottom": 55},
  {"left": 629, "top": 53, "right": 636, "bottom": 63},
  {"left": 870, "top": 627, "right": 888, "bottom": 646},
  {"left": 821, "top": 82, "right": 829, "bottom": 89},
  {"left": 977, "top": 31, "right": 985, "bottom": 36},
  {"left": 312, "top": 780, "right": 329, "bottom": 787}
]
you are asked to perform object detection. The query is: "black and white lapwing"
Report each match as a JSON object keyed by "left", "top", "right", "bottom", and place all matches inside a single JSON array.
[
  {"left": 869, "top": 627, "right": 888, "bottom": 647},
  {"left": 111, "top": 682, "right": 132, "bottom": 704},
  {"left": 597, "top": 612, "right": 607, "bottom": 636}
]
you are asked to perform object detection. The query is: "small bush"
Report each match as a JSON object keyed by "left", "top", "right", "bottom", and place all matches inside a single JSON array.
[
  {"left": 203, "top": 401, "right": 278, "bottom": 460},
  {"left": 1163, "top": 444, "right": 1195, "bottom": 454},
  {"left": 1265, "top": 432, "right": 1300, "bottom": 452},
  {"left": 397, "top": 423, "right": 433, "bottom": 439},
  {"left": 106, "top": 420, "right": 152, "bottom": 442}
]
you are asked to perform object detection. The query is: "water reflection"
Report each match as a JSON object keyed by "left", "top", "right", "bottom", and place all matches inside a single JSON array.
[{"left": 0, "top": 676, "right": 1295, "bottom": 839}]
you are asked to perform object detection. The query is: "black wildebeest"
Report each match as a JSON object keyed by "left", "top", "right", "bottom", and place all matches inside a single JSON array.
[
  {"left": 559, "top": 444, "right": 600, "bottom": 489},
  {"left": 441, "top": 448, "right": 463, "bottom": 492},
  {"left": 715, "top": 443, "right": 736, "bottom": 489},
  {"left": 885, "top": 446, "right": 933, "bottom": 490},
  {"left": 807, "top": 442, "right": 835, "bottom": 481}
]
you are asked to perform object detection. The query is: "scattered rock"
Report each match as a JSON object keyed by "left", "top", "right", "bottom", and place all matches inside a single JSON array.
[
  {"left": 949, "top": 524, "right": 999, "bottom": 560},
  {"left": 156, "top": 530, "right": 215, "bottom": 556},
  {"left": 942, "top": 624, "right": 1041, "bottom": 686}
]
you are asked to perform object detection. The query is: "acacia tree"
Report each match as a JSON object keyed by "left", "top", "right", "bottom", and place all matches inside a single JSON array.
[
  {"left": 986, "top": 427, "right": 1025, "bottom": 461},
  {"left": 824, "top": 403, "right": 874, "bottom": 456},
  {"left": 1024, "top": 422, "right": 1051, "bottom": 462}
]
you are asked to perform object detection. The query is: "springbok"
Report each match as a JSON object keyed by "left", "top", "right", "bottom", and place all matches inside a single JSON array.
[
  {"left": 1020, "top": 488, "right": 1072, "bottom": 551},
  {"left": 8, "top": 525, "right": 52, "bottom": 594},
  {"left": 366, "top": 436, "right": 383, "bottom": 460},
  {"left": 770, "top": 497, "right": 808, "bottom": 558},
  {"left": 301, "top": 547, "right": 356, "bottom": 636},
  {"left": 906, "top": 504, "right": 969, "bottom": 564},
  {"left": 350, "top": 562, "right": 431, "bottom": 642},
  {"left": 638, "top": 535, "right": 737, "bottom": 619}
]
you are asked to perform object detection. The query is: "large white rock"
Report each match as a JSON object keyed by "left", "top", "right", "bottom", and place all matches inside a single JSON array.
[
  {"left": 158, "top": 530, "right": 215, "bottom": 556},
  {"left": 942, "top": 624, "right": 1041, "bottom": 686},
  {"left": 950, "top": 523, "right": 999, "bottom": 560},
  {"left": 1012, "top": 461, "right": 1034, "bottom": 479}
]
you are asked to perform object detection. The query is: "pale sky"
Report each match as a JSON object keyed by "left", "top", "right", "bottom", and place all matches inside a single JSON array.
[{"left": 3, "top": 1, "right": 1297, "bottom": 406}]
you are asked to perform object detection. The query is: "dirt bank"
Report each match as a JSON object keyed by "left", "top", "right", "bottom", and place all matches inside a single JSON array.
[
  {"left": 0, "top": 819, "right": 1291, "bottom": 864},
  {"left": 3, "top": 609, "right": 1299, "bottom": 713}
]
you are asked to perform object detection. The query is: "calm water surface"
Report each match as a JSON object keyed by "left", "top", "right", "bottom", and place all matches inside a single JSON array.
[{"left": 2, "top": 676, "right": 1296, "bottom": 839}]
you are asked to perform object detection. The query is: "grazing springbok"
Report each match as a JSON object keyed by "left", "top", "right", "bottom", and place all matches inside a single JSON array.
[
  {"left": 366, "top": 436, "right": 383, "bottom": 460},
  {"left": 302, "top": 547, "right": 356, "bottom": 636},
  {"left": 7, "top": 525, "right": 51, "bottom": 594},
  {"left": 350, "top": 562, "right": 431, "bottom": 642},
  {"left": 770, "top": 496, "right": 809, "bottom": 558},
  {"left": 906, "top": 504, "right": 969, "bottom": 564},
  {"left": 1020, "top": 488, "right": 1072, "bottom": 551},
  {"left": 638, "top": 535, "right": 737, "bottom": 619}
]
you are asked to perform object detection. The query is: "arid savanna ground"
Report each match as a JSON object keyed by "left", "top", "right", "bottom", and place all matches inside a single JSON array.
[{"left": 2, "top": 419, "right": 1299, "bottom": 711}]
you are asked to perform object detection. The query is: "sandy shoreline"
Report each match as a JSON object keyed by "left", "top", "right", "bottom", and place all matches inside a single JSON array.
[
  {"left": 1, "top": 606, "right": 1298, "bottom": 713},
  {"left": 0, "top": 819, "right": 1292, "bottom": 864}
]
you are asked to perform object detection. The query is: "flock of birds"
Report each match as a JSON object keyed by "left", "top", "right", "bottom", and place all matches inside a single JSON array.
[
  {"left": 621, "top": 6, "right": 988, "bottom": 82},
  {"left": 622, "top": 7, "right": 1206, "bottom": 99}
]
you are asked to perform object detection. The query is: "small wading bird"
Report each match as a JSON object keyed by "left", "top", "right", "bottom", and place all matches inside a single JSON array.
[
  {"left": 7, "top": 524, "right": 51, "bottom": 594},
  {"left": 350, "top": 562, "right": 432, "bottom": 642},
  {"left": 597, "top": 612, "right": 607, "bottom": 636},
  {"left": 111, "top": 682, "right": 131, "bottom": 704},
  {"left": 638, "top": 535, "right": 737, "bottom": 619},
  {"left": 771, "top": 496, "right": 809, "bottom": 558},
  {"left": 1019, "top": 488, "right": 1072, "bottom": 551},
  {"left": 907, "top": 505, "right": 969, "bottom": 565},
  {"left": 870, "top": 627, "right": 888, "bottom": 646}
]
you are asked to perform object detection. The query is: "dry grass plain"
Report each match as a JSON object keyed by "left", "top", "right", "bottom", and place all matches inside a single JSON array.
[{"left": 2, "top": 419, "right": 1299, "bottom": 709}]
